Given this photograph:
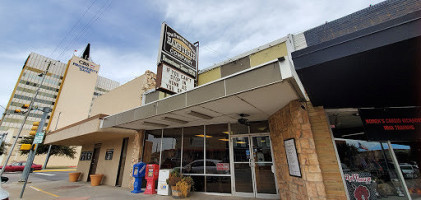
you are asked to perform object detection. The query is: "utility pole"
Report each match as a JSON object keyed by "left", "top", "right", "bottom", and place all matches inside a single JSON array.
[
  {"left": 0, "top": 61, "right": 52, "bottom": 176},
  {"left": 19, "top": 107, "right": 51, "bottom": 198}
]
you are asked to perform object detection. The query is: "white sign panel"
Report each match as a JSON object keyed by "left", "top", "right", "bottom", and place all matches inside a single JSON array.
[
  {"left": 159, "top": 64, "right": 194, "bottom": 94},
  {"left": 284, "top": 138, "right": 302, "bottom": 177},
  {"left": 157, "top": 169, "right": 170, "bottom": 196}
]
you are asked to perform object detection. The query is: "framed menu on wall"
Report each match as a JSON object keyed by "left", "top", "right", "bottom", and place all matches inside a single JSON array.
[{"left": 284, "top": 138, "right": 302, "bottom": 177}]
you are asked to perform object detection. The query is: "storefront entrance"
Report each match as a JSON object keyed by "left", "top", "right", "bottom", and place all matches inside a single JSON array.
[{"left": 231, "top": 134, "right": 278, "bottom": 198}]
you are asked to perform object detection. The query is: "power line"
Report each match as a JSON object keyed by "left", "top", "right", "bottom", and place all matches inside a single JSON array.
[
  {"left": 49, "top": 0, "right": 99, "bottom": 59},
  {"left": 57, "top": 0, "right": 114, "bottom": 61}
]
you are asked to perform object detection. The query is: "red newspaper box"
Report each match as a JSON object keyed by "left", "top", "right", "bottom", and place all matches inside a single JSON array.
[{"left": 144, "top": 164, "right": 159, "bottom": 194}]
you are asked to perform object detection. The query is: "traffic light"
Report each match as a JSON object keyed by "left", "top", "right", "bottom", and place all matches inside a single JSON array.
[
  {"left": 20, "top": 144, "right": 31, "bottom": 151},
  {"left": 29, "top": 122, "right": 39, "bottom": 136},
  {"left": 20, "top": 144, "right": 36, "bottom": 151}
]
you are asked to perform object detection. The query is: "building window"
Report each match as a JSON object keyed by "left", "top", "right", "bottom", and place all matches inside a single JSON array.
[
  {"left": 160, "top": 128, "right": 182, "bottom": 170},
  {"left": 182, "top": 126, "right": 204, "bottom": 174}
]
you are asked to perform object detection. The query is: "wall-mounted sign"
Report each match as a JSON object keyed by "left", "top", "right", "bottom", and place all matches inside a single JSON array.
[
  {"left": 359, "top": 107, "right": 421, "bottom": 141},
  {"left": 80, "top": 151, "right": 93, "bottom": 161},
  {"left": 157, "top": 23, "right": 197, "bottom": 78},
  {"left": 33, "top": 132, "right": 45, "bottom": 144},
  {"left": 105, "top": 149, "right": 114, "bottom": 160},
  {"left": 284, "top": 138, "right": 302, "bottom": 177},
  {"left": 156, "top": 63, "right": 194, "bottom": 94},
  {"left": 71, "top": 56, "right": 99, "bottom": 74}
]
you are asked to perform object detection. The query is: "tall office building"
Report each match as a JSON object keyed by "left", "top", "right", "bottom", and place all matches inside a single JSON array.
[{"left": 0, "top": 51, "right": 119, "bottom": 165}]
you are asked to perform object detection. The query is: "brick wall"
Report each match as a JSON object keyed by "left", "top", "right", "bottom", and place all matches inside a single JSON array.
[
  {"left": 269, "top": 100, "right": 327, "bottom": 200},
  {"left": 306, "top": 103, "right": 347, "bottom": 199}
]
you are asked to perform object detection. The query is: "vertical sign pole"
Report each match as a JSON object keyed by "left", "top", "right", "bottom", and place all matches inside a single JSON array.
[{"left": 19, "top": 107, "right": 52, "bottom": 198}]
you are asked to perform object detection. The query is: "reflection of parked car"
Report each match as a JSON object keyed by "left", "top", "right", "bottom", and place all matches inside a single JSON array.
[
  {"left": 400, "top": 163, "right": 418, "bottom": 179},
  {"left": 0, "top": 161, "right": 42, "bottom": 172},
  {"left": 182, "top": 159, "right": 223, "bottom": 174}
]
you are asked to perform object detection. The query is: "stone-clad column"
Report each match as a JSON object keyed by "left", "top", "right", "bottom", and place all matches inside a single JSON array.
[
  {"left": 128, "top": 130, "right": 145, "bottom": 190},
  {"left": 269, "top": 100, "right": 327, "bottom": 200}
]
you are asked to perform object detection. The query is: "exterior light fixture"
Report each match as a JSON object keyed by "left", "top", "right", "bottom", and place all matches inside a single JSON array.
[
  {"left": 188, "top": 111, "right": 213, "bottom": 120},
  {"left": 219, "top": 139, "right": 229, "bottom": 142}
]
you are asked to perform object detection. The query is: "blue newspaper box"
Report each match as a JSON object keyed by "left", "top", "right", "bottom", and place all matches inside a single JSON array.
[{"left": 131, "top": 162, "right": 146, "bottom": 193}]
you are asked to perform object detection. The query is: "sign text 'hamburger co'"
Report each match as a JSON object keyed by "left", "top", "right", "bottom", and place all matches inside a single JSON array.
[{"left": 157, "top": 23, "right": 197, "bottom": 78}]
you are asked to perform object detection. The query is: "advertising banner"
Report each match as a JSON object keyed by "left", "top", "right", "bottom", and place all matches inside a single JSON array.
[
  {"left": 359, "top": 107, "right": 421, "bottom": 141},
  {"left": 157, "top": 23, "right": 197, "bottom": 78},
  {"left": 344, "top": 172, "right": 376, "bottom": 200}
]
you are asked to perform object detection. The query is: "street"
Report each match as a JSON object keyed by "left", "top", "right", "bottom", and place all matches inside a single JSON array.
[{"left": 3, "top": 170, "right": 72, "bottom": 183}]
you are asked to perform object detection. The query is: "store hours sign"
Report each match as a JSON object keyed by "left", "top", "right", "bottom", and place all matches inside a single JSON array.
[{"left": 156, "top": 63, "right": 194, "bottom": 94}]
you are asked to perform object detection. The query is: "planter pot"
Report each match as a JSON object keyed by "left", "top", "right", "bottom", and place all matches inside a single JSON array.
[
  {"left": 90, "top": 174, "right": 103, "bottom": 186},
  {"left": 171, "top": 186, "right": 182, "bottom": 199},
  {"left": 69, "top": 172, "right": 81, "bottom": 182},
  {"left": 171, "top": 184, "right": 191, "bottom": 199}
]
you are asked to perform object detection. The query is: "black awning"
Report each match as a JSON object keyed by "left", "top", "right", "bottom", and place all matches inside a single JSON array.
[{"left": 292, "top": 12, "right": 421, "bottom": 108}]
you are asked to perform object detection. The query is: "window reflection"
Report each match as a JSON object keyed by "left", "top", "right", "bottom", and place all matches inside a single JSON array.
[
  {"left": 143, "top": 130, "right": 161, "bottom": 165},
  {"left": 160, "top": 128, "right": 182, "bottom": 170},
  {"left": 182, "top": 126, "right": 204, "bottom": 174},
  {"left": 336, "top": 140, "right": 408, "bottom": 199},
  {"left": 392, "top": 142, "right": 421, "bottom": 199},
  {"left": 206, "top": 124, "right": 230, "bottom": 174}
]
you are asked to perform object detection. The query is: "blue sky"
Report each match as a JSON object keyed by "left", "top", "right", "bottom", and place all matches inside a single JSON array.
[{"left": 0, "top": 0, "right": 384, "bottom": 110}]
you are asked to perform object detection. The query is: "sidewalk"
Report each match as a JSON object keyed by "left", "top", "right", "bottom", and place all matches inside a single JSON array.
[{"left": 3, "top": 178, "right": 268, "bottom": 200}]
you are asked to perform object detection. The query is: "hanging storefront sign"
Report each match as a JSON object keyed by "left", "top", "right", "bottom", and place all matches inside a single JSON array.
[
  {"left": 157, "top": 23, "right": 197, "bottom": 78},
  {"left": 284, "top": 138, "right": 302, "bottom": 177},
  {"left": 359, "top": 107, "right": 421, "bottom": 141},
  {"left": 156, "top": 63, "right": 194, "bottom": 94}
]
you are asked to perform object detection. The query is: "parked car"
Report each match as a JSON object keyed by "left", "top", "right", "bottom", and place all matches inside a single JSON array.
[
  {"left": 0, "top": 161, "right": 42, "bottom": 172},
  {"left": 182, "top": 159, "right": 224, "bottom": 174},
  {"left": 400, "top": 163, "right": 418, "bottom": 179}
]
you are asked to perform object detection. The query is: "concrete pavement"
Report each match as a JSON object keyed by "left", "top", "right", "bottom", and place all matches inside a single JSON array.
[{"left": 3, "top": 170, "right": 270, "bottom": 200}]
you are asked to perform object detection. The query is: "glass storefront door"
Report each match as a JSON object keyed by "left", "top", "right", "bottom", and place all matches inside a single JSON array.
[{"left": 231, "top": 134, "right": 278, "bottom": 198}]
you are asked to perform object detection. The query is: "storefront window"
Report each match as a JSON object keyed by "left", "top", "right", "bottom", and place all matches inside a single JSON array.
[
  {"left": 206, "top": 176, "right": 231, "bottom": 193},
  {"left": 391, "top": 142, "right": 421, "bottom": 199},
  {"left": 206, "top": 124, "right": 230, "bottom": 175},
  {"left": 231, "top": 123, "right": 248, "bottom": 135},
  {"left": 182, "top": 126, "right": 204, "bottom": 174},
  {"left": 249, "top": 121, "right": 269, "bottom": 133},
  {"left": 160, "top": 128, "right": 182, "bottom": 170},
  {"left": 143, "top": 129, "right": 161, "bottom": 165},
  {"left": 336, "top": 139, "right": 409, "bottom": 199}
]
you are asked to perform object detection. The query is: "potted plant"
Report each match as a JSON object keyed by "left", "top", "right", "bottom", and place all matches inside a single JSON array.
[
  {"left": 167, "top": 170, "right": 182, "bottom": 197},
  {"left": 166, "top": 170, "right": 194, "bottom": 198},
  {"left": 178, "top": 176, "right": 193, "bottom": 197}
]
